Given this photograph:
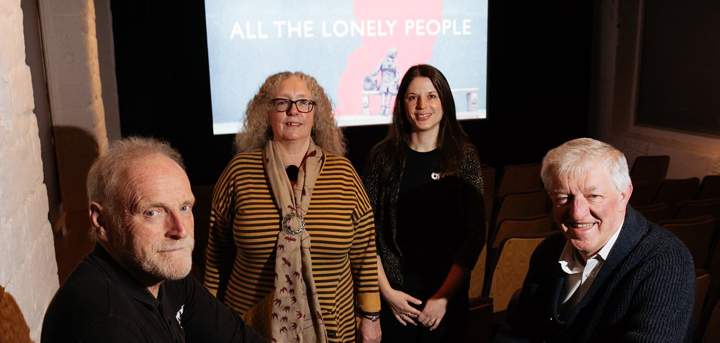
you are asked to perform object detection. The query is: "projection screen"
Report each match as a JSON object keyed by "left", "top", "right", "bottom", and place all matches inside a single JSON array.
[{"left": 205, "top": 0, "right": 488, "bottom": 134}]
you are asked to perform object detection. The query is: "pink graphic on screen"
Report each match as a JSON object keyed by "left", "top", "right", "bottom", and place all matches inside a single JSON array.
[{"left": 334, "top": 0, "right": 442, "bottom": 116}]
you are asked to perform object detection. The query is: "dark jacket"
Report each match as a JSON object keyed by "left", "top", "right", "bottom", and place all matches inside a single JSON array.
[{"left": 494, "top": 206, "right": 695, "bottom": 342}]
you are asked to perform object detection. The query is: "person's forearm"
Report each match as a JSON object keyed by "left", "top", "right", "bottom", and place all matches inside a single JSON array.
[
  {"left": 376, "top": 255, "right": 395, "bottom": 296},
  {"left": 432, "top": 264, "right": 470, "bottom": 300}
]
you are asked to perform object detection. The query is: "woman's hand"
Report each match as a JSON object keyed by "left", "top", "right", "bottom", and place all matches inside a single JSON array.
[
  {"left": 416, "top": 264, "right": 470, "bottom": 330},
  {"left": 358, "top": 317, "right": 381, "bottom": 343},
  {"left": 382, "top": 287, "right": 423, "bottom": 326},
  {"left": 417, "top": 296, "right": 448, "bottom": 331}
]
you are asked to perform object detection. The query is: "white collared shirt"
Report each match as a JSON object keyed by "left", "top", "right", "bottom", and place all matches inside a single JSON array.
[{"left": 557, "top": 219, "right": 624, "bottom": 317}]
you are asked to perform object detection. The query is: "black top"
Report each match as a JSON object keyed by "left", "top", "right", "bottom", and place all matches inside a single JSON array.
[
  {"left": 397, "top": 149, "right": 466, "bottom": 291},
  {"left": 363, "top": 142, "right": 485, "bottom": 287},
  {"left": 41, "top": 244, "right": 268, "bottom": 343}
]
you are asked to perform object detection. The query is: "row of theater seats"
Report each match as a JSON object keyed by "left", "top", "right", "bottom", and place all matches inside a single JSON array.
[
  {"left": 630, "top": 156, "right": 720, "bottom": 342},
  {"left": 464, "top": 163, "right": 552, "bottom": 341},
  {"left": 630, "top": 155, "right": 720, "bottom": 214},
  {"left": 465, "top": 159, "right": 720, "bottom": 342}
]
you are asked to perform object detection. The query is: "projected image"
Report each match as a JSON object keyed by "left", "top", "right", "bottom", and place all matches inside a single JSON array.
[{"left": 205, "top": 0, "right": 488, "bottom": 135}]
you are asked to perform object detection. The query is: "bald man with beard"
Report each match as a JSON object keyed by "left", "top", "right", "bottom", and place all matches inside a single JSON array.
[{"left": 42, "top": 137, "right": 267, "bottom": 343}]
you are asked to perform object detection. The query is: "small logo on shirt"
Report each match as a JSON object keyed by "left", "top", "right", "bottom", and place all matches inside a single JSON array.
[{"left": 176, "top": 305, "right": 184, "bottom": 328}]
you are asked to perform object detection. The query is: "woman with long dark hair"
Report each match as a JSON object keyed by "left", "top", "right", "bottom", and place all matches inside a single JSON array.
[{"left": 363, "top": 64, "right": 485, "bottom": 342}]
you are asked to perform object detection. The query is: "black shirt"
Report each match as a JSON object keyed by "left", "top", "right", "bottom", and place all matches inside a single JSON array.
[
  {"left": 41, "top": 244, "right": 267, "bottom": 343},
  {"left": 397, "top": 149, "right": 465, "bottom": 291}
]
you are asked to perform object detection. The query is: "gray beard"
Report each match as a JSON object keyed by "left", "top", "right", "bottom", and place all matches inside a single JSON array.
[{"left": 134, "top": 237, "right": 195, "bottom": 281}]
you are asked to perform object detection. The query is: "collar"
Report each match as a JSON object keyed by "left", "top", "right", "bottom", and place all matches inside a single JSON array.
[
  {"left": 87, "top": 243, "right": 162, "bottom": 308},
  {"left": 558, "top": 219, "right": 624, "bottom": 273}
]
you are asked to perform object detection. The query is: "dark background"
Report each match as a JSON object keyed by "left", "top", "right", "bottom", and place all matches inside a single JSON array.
[
  {"left": 110, "top": 0, "right": 592, "bottom": 187},
  {"left": 636, "top": 0, "right": 720, "bottom": 136}
]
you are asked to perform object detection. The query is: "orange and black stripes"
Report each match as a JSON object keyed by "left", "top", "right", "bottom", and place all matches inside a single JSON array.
[{"left": 204, "top": 151, "right": 380, "bottom": 343}]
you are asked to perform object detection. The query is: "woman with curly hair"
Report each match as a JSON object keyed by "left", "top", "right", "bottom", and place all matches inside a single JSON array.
[
  {"left": 363, "top": 64, "right": 486, "bottom": 342},
  {"left": 205, "top": 72, "right": 381, "bottom": 343}
]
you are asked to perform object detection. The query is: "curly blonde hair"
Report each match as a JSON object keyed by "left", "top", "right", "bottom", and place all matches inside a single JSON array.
[{"left": 234, "top": 71, "right": 346, "bottom": 156}]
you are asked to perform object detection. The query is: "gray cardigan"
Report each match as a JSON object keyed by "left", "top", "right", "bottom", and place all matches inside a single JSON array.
[{"left": 362, "top": 142, "right": 486, "bottom": 286}]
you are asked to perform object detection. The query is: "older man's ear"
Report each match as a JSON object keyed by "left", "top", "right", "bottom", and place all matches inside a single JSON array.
[
  {"left": 620, "top": 183, "right": 634, "bottom": 207},
  {"left": 89, "top": 202, "right": 110, "bottom": 243}
]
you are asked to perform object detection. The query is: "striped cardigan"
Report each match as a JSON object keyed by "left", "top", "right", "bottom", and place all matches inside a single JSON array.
[{"left": 204, "top": 151, "right": 380, "bottom": 343}]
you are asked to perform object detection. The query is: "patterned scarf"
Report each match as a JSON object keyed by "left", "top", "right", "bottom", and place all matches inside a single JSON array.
[{"left": 263, "top": 140, "right": 328, "bottom": 343}]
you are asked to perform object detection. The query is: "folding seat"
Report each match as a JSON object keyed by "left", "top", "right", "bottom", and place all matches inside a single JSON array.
[
  {"left": 630, "top": 155, "right": 670, "bottom": 185},
  {"left": 698, "top": 281, "right": 720, "bottom": 343},
  {"left": 463, "top": 297, "right": 493, "bottom": 343},
  {"left": 634, "top": 202, "right": 671, "bottom": 224},
  {"left": 484, "top": 194, "right": 494, "bottom": 233},
  {"left": 696, "top": 269, "right": 711, "bottom": 331},
  {"left": 659, "top": 216, "right": 716, "bottom": 269},
  {"left": 468, "top": 245, "right": 487, "bottom": 299},
  {"left": 696, "top": 175, "right": 720, "bottom": 200},
  {"left": 481, "top": 166, "right": 496, "bottom": 200},
  {"left": 491, "top": 214, "right": 554, "bottom": 250},
  {"left": 629, "top": 155, "right": 670, "bottom": 206},
  {"left": 492, "top": 190, "right": 550, "bottom": 235},
  {"left": 496, "top": 163, "right": 543, "bottom": 199},
  {"left": 652, "top": 177, "right": 700, "bottom": 210},
  {"left": 483, "top": 232, "right": 556, "bottom": 324},
  {"left": 673, "top": 198, "right": 720, "bottom": 222}
]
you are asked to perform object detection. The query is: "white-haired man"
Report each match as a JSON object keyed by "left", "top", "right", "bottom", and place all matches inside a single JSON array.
[
  {"left": 495, "top": 138, "right": 695, "bottom": 342},
  {"left": 42, "top": 137, "right": 267, "bottom": 342}
]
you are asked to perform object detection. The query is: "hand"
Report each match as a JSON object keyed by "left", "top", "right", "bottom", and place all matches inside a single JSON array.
[
  {"left": 417, "top": 296, "right": 448, "bottom": 331},
  {"left": 358, "top": 317, "right": 381, "bottom": 343},
  {"left": 381, "top": 287, "right": 423, "bottom": 326}
]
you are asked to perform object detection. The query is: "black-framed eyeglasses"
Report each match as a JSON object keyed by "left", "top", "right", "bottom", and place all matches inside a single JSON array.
[{"left": 270, "top": 98, "right": 315, "bottom": 113}]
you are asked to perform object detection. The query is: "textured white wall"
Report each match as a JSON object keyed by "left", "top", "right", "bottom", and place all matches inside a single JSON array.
[
  {"left": 38, "top": 0, "right": 109, "bottom": 216},
  {"left": 94, "top": 0, "right": 121, "bottom": 142},
  {"left": 0, "top": 0, "right": 60, "bottom": 340},
  {"left": 38, "top": 0, "right": 107, "bottom": 142}
]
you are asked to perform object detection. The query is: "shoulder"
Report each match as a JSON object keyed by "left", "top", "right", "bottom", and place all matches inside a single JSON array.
[
  {"left": 227, "top": 150, "right": 264, "bottom": 167},
  {"left": 46, "top": 262, "right": 117, "bottom": 314},
  {"left": 324, "top": 153, "right": 354, "bottom": 168},
  {"left": 323, "top": 153, "right": 362, "bottom": 176},
  {"left": 42, "top": 263, "right": 136, "bottom": 341},
  {"left": 531, "top": 231, "right": 567, "bottom": 261},
  {"left": 455, "top": 143, "right": 483, "bottom": 184},
  {"left": 219, "top": 151, "right": 265, "bottom": 179},
  {"left": 612, "top": 209, "right": 695, "bottom": 287},
  {"left": 636, "top": 220, "right": 693, "bottom": 264},
  {"left": 363, "top": 147, "right": 387, "bottom": 182},
  {"left": 625, "top": 207, "right": 692, "bottom": 260},
  {"left": 460, "top": 142, "right": 480, "bottom": 156},
  {"left": 459, "top": 143, "right": 481, "bottom": 167},
  {"left": 456, "top": 143, "right": 481, "bottom": 169}
]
